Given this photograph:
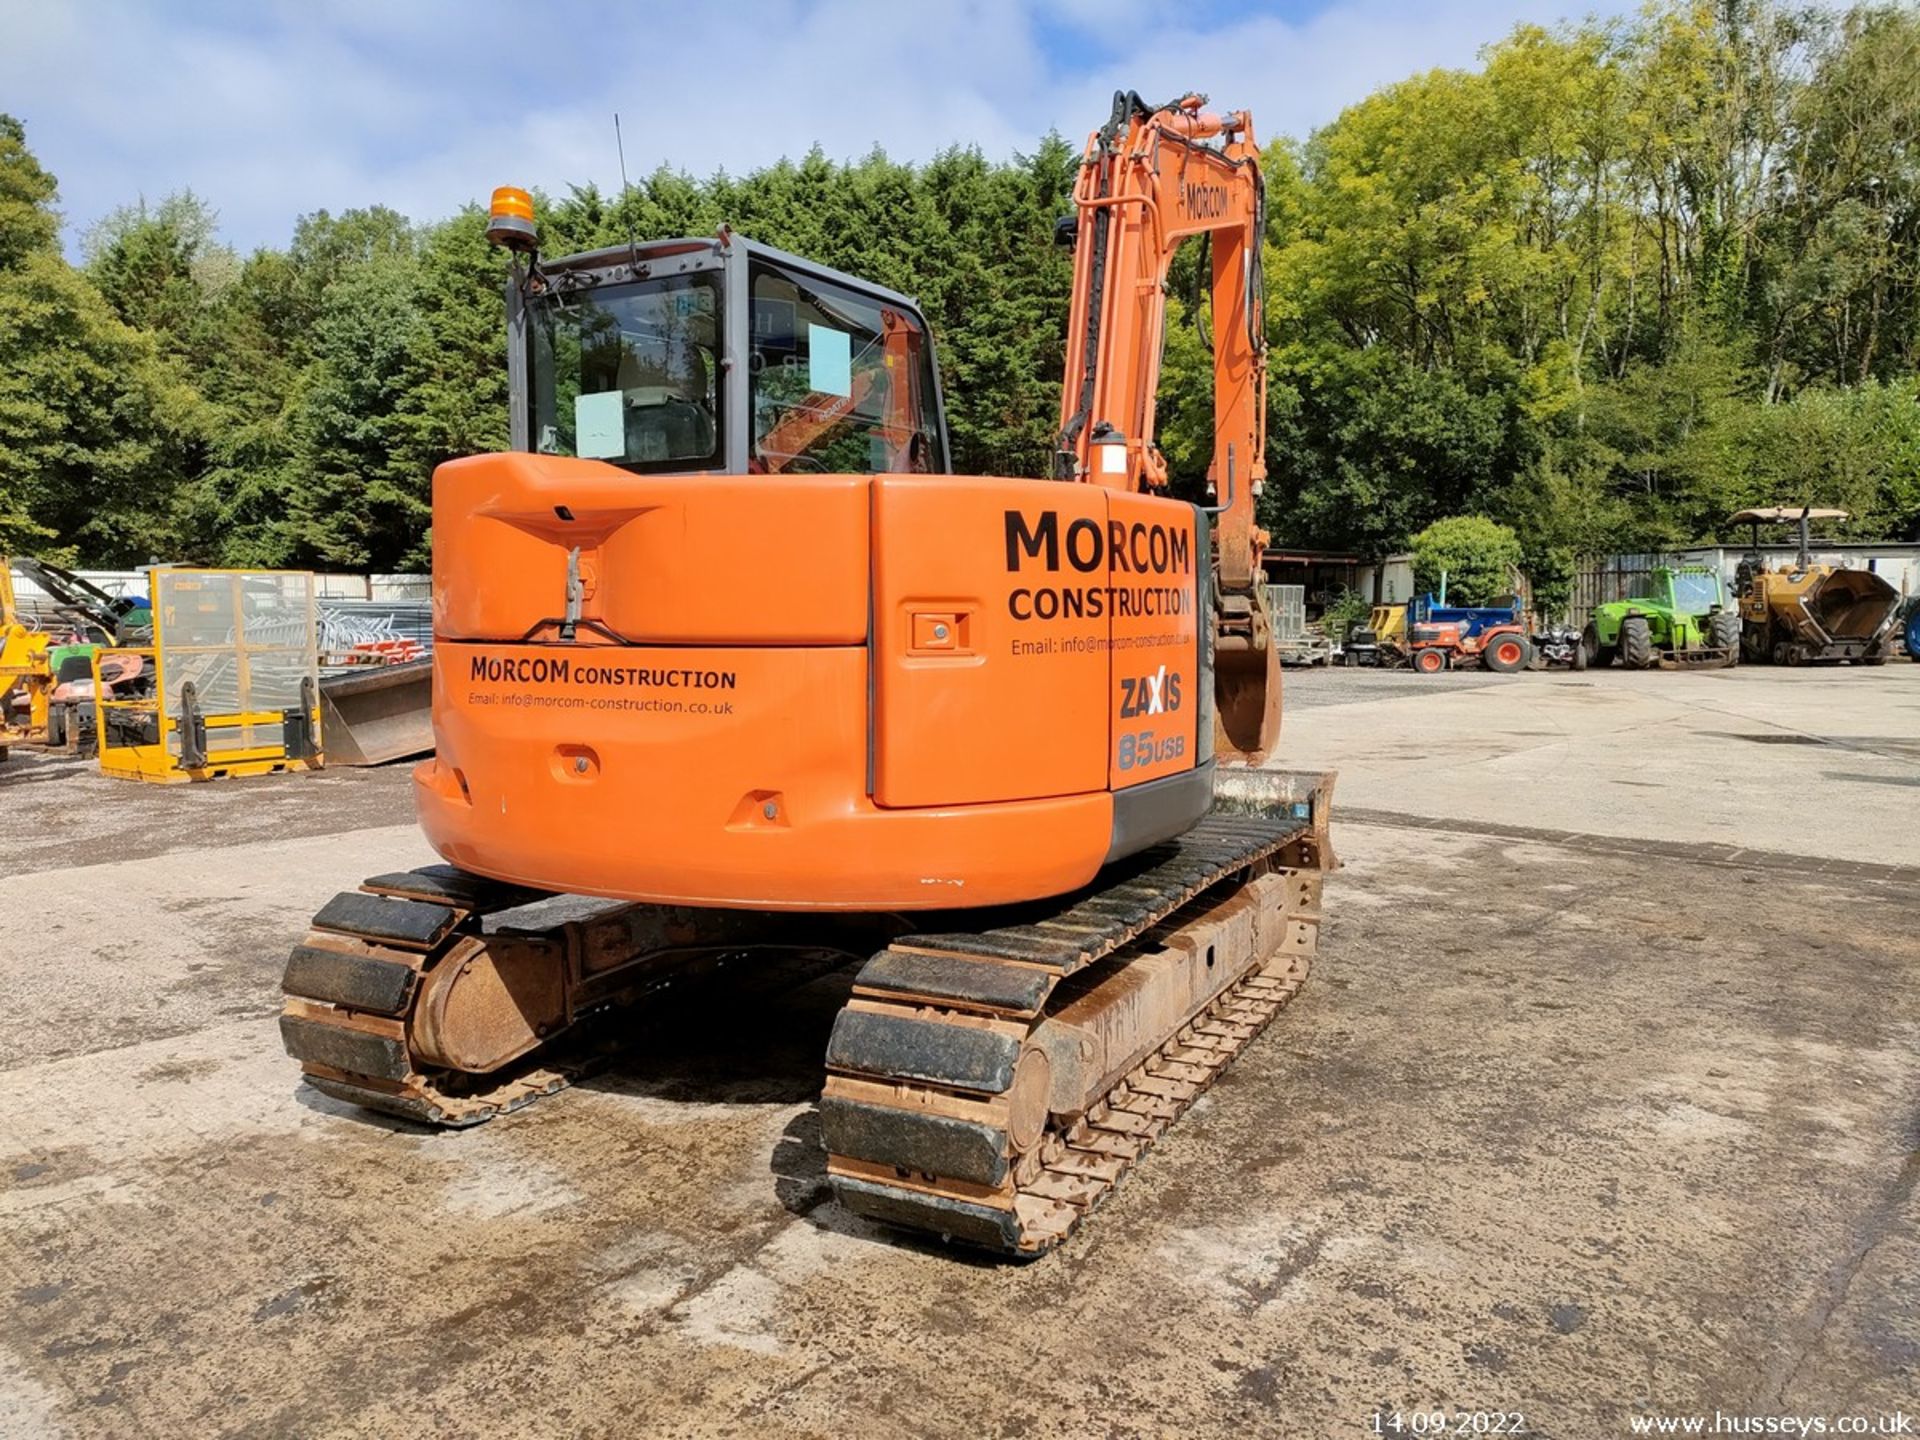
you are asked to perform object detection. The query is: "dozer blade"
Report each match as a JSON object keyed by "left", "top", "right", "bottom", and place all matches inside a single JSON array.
[
  {"left": 823, "top": 799, "right": 1332, "bottom": 1258},
  {"left": 1213, "top": 766, "right": 1338, "bottom": 871}
]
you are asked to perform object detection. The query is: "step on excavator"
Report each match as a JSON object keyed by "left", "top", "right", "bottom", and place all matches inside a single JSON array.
[{"left": 279, "top": 92, "right": 1334, "bottom": 1257}]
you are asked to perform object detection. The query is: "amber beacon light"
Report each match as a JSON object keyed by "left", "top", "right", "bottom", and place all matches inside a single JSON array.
[{"left": 485, "top": 186, "right": 538, "bottom": 252}]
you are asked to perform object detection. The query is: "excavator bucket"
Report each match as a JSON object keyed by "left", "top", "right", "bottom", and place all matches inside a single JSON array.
[
  {"left": 317, "top": 658, "right": 434, "bottom": 766},
  {"left": 1212, "top": 590, "right": 1283, "bottom": 767}
]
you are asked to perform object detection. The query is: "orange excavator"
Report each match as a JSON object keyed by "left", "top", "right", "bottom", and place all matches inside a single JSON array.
[{"left": 279, "top": 92, "right": 1333, "bottom": 1256}]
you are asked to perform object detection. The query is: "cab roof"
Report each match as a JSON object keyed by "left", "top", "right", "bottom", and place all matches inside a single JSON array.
[
  {"left": 1729, "top": 507, "right": 1850, "bottom": 524},
  {"left": 537, "top": 233, "right": 927, "bottom": 317}
]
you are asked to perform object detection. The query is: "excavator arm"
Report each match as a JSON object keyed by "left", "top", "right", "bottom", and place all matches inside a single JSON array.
[{"left": 1056, "top": 91, "right": 1279, "bottom": 763}]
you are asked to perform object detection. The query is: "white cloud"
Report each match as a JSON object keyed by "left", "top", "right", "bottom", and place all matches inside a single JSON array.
[{"left": 0, "top": 0, "right": 1625, "bottom": 254}]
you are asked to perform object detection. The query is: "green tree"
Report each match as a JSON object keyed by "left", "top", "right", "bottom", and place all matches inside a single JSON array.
[
  {"left": 0, "top": 115, "right": 198, "bottom": 561},
  {"left": 1409, "top": 515, "right": 1525, "bottom": 604}
]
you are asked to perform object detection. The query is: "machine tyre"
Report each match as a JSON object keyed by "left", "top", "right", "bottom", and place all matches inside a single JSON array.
[
  {"left": 1710, "top": 611, "right": 1742, "bottom": 661},
  {"left": 1481, "top": 633, "right": 1530, "bottom": 674},
  {"left": 1570, "top": 638, "right": 1588, "bottom": 672},
  {"left": 1620, "top": 616, "right": 1653, "bottom": 670},
  {"left": 1581, "top": 623, "right": 1613, "bottom": 669},
  {"left": 1411, "top": 648, "right": 1447, "bottom": 675}
]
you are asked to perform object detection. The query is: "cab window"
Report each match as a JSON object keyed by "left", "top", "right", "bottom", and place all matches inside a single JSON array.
[
  {"left": 529, "top": 273, "right": 722, "bottom": 472},
  {"left": 748, "top": 262, "right": 944, "bottom": 474}
]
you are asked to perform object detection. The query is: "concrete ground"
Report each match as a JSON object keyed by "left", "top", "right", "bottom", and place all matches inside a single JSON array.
[{"left": 2, "top": 662, "right": 1918, "bottom": 1439}]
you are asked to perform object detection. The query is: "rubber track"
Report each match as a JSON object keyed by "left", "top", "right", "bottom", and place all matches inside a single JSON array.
[
  {"left": 281, "top": 873, "right": 847, "bottom": 1128},
  {"left": 826, "top": 810, "right": 1319, "bottom": 1256},
  {"left": 831, "top": 950, "right": 1311, "bottom": 1254},
  {"left": 880, "top": 812, "right": 1304, "bottom": 991},
  {"left": 281, "top": 872, "right": 587, "bottom": 1126}
]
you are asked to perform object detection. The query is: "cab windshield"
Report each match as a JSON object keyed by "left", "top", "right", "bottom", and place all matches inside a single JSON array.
[
  {"left": 1669, "top": 572, "right": 1720, "bottom": 612},
  {"left": 528, "top": 273, "right": 721, "bottom": 472}
]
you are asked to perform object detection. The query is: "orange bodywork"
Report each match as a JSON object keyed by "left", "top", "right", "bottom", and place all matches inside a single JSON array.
[
  {"left": 416, "top": 453, "right": 1203, "bottom": 910},
  {"left": 421, "top": 92, "right": 1277, "bottom": 912}
]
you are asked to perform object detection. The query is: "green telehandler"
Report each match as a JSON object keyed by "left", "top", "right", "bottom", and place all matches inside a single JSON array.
[{"left": 1582, "top": 566, "right": 1742, "bottom": 670}]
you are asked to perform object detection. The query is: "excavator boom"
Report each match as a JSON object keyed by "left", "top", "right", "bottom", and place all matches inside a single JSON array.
[{"left": 1057, "top": 92, "right": 1280, "bottom": 763}]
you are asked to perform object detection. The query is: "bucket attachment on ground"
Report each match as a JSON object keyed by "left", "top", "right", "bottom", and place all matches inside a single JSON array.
[{"left": 318, "top": 658, "right": 434, "bottom": 766}]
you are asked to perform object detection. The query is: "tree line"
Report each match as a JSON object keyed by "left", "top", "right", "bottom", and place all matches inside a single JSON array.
[{"left": 2, "top": 0, "right": 1916, "bottom": 576}]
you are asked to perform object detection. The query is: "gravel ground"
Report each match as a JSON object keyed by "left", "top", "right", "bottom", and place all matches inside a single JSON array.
[{"left": 3, "top": 666, "right": 1917, "bottom": 1439}]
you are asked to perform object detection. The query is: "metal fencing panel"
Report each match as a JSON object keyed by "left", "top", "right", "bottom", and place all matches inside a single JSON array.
[
  {"left": 1263, "top": 584, "right": 1307, "bottom": 641},
  {"left": 154, "top": 570, "right": 317, "bottom": 757}
]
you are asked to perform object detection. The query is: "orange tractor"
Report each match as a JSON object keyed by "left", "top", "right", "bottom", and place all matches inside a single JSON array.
[{"left": 279, "top": 93, "right": 1332, "bottom": 1257}]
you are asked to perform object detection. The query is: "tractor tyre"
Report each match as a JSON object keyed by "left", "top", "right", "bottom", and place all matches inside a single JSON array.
[
  {"left": 1620, "top": 616, "right": 1654, "bottom": 670},
  {"left": 1581, "top": 622, "right": 1614, "bottom": 669},
  {"left": 1709, "top": 611, "right": 1742, "bottom": 661},
  {"left": 1482, "top": 632, "right": 1530, "bottom": 674},
  {"left": 1411, "top": 648, "right": 1447, "bottom": 674}
]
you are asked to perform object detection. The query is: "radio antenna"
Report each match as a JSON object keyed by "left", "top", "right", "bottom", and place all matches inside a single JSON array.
[{"left": 614, "top": 112, "right": 640, "bottom": 266}]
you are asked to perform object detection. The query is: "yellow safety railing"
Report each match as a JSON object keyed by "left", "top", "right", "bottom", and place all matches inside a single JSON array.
[{"left": 93, "top": 569, "right": 323, "bottom": 783}]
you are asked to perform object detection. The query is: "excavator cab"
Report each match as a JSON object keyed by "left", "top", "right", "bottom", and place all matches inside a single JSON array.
[{"left": 509, "top": 237, "right": 949, "bottom": 481}]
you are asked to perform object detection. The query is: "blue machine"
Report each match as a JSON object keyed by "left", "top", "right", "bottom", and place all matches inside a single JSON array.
[
  {"left": 1905, "top": 603, "right": 1919, "bottom": 659},
  {"left": 1409, "top": 593, "right": 1521, "bottom": 641}
]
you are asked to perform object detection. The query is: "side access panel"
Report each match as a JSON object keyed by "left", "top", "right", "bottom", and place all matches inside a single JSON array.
[{"left": 871, "top": 476, "right": 1109, "bottom": 808}]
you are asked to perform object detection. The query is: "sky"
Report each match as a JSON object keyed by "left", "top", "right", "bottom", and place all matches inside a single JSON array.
[{"left": 2, "top": 0, "right": 1619, "bottom": 256}]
